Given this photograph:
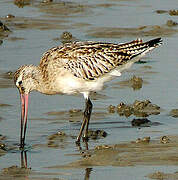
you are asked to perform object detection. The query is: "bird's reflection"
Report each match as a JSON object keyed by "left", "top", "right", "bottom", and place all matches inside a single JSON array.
[
  {"left": 19, "top": 150, "right": 30, "bottom": 179},
  {"left": 3, "top": 143, "right": 91, "bottom": 180},
  {"left": 20, "top": 150, "right": 28, "bottom": 169},
  {"left": 76, "top": 140, "right": 89, "bottom": 151},
  {"left": 1, "top": 150, "right": 30, "bottom": 179},
  {"left": 76, "top": 141, "right": 93, "bottom": 180},
  {"left": 84, "top": 168, "right": 92, "bottom": 180}
]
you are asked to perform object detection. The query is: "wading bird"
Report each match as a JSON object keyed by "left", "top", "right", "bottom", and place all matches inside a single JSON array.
[{"left": 14, "top": 38, "right": 162, "bottom": 148}]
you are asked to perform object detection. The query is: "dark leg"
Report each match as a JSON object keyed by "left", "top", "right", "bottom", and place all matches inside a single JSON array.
[
  {"left": 84, "top": 140, "right": 89, "bottom": 150},
  {"left": 83, "top": 98, "right": 92, "bottom": 139},
  {"left": 76, "top": 117, "right": 87, "bottom": 144},
  {"left": 76, "top": 98, "right": 93, "bottom": 144},
  {"left": 21, "top": 151, "right": 24, "bottom": 168},
  {"left": 21, "top": 151, "right": 28, "bottom": 168}
]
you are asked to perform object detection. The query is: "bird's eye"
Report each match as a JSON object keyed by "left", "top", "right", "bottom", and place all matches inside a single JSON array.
[
  {"left": 18, "top": 81, "right": 22, "bottom": 86},
  {"left": 21, "top": 87, "right": 25, "bottom": 91}
]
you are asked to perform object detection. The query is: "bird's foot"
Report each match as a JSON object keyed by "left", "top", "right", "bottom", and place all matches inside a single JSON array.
[
  {"left": 19, "top": 141, "right": 26, "bottom": 150},
  {"left": 19, "top": 138, "right": 25, "bottom": 149},
  {"left": 82, "top": 136, "right": 89, "bottom": 142},
  {"left": 75, "top": 139, "right": 81, "bottom": 146},
  {"left": 19, "top": 144, "right": 25, "bottom": 150}
]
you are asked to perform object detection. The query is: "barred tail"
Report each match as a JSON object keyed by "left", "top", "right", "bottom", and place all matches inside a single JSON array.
[
  {"left": 146, "top": 37, "right": 162, "bottom": 48},
  {"left": 130, "top": 37, "right": 162, "bottom": 59}
]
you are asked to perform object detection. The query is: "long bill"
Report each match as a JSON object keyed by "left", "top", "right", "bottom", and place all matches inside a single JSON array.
[{"left": 20, "top": 93, "right": 29, "bottom": 149}]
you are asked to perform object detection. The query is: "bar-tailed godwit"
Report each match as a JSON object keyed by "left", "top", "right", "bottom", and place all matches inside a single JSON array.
[{"left": 14, "top": 38, "right": 162, "bottom": 148}]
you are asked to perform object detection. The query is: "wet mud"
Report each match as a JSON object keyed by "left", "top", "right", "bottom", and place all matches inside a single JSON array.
[
  {"left": 160, "top": 135, "right": 170, "bottom": 144},
  {"left": 0, "top": 151, "right": 31, "bottom": 180},
  {"left": 0, "top": 147, "right": 6, "bottom": 157},
  {"left": 0, "top": 21, "right": 11, "bottom": 39},
  {"left": 46, "top": 129, "right": 107, "bottom": 148},
  {"left": 0, "top": 16, "right": 68, "bottom": 31},
  {"left": 46, "top": 109, "right": 110, "bottom": 123},
  {"left": 53, "top": 31, "right": 77, "bottom": 44},
  {"left": 49, "top": 135, "right": 178, "bottom": 169},
  {"left": 147, "top": 171, "right": 178, "bottom": 180},
  {"left": 108, "top": 100, "right": 161, "bottom": 117},
  {"left": 0, "top": 104, "right": 12, "bottom": 107},
  {"left": 14, "top": 0, "right": 31, "bottom": 8},
  {"left": 131, "top": 136, "right": 150, "bottom": 144},
  {"left": 166, "top": 20, "right": 178, "bottom": 27},
  {"left": 156, "top": 9, "right": 178, "bottom": 16},
  {"left": 169, "top": 109, "right": 178, "bottom": 118},
  {"left": 116, "top": 75, "right": 144, "bottom": 90},
  {"left": 131, "top": 118, "right": 151, "bottom": 127},
  {"left": 87, "top": 24, "right": 178, "bottom": 38},
  {"left": 1, "top": 165, "right": 31, "bottom": 178},
  {"left": 47, "top": 131, "right": 69, "bottom": 148},
  {"left": 0, "top": 71, "right": 14, "bottom": 88},
  {"left": 0, "top": 134, "right": 7, "bottom": 157},
  {"left": 169, "top": 10, "right": 178, "bottom": 16},
  {"left": 87, "top": 130, "right": 107, "bottom": 140},
  {"left": 36, "top": 1, "right": 92, "bottom": 17}
]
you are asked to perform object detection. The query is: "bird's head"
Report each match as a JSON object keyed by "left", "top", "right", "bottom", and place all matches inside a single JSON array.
[{"left": 14, "top": 65, "right": 39, "bottom": 95}]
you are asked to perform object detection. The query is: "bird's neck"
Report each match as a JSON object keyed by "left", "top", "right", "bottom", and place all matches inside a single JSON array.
[
  {"left": 28, "top": 66, "right": 47, "bottom": 94},
  {"left": 31, "top": 66, "right": 57, "bottom": 95}
]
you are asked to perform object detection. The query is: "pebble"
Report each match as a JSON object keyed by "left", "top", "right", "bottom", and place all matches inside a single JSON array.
[{"left": 160, "top": 136, "right": 170, "bottom": 144}]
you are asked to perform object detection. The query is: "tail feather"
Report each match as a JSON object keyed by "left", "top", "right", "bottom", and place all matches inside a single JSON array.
[
  {"left": 146, "top": 37, "right": 162, "bottom": 48},
  {"left": 130, "top": 37, "right": 162, "bottom": 59},
  {"left": 115, "top": 38, "right": 162, "bottom": 73}
]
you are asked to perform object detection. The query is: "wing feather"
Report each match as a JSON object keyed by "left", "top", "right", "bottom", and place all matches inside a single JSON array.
[{"left": 39, "top": 38, "right": 162, "bottom": 80}]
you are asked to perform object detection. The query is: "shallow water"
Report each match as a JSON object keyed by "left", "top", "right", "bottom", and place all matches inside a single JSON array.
[{"left": 1, "top": 0, "right": 178, "bottom": 179}]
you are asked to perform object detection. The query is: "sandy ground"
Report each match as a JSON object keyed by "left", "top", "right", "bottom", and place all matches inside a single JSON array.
[{"left": 1, "top": 134, "right": 178, "bottom": 179}]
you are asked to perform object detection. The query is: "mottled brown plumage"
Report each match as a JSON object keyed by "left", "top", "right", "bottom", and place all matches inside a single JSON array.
[
  {"left": 39, "top": 39, "right": 157, "bottom": 81},
  {"left": 14, "top": 38, "right": 162, "bottom": 148}
]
